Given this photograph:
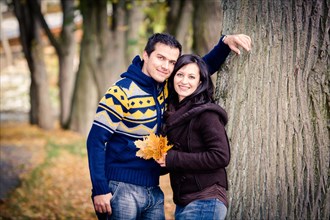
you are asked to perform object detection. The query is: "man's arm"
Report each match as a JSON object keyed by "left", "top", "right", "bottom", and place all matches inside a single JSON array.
[{"left": 87, "top": 85, "right": 127, "bottom": 214}]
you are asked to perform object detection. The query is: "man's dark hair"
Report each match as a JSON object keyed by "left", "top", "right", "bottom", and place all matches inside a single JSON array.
[
  {"left": 144, "top": 33, "right": 182, "bottom": 56},
  {"left": 168, "top": 54, "right": 214, "bottom": 106}
]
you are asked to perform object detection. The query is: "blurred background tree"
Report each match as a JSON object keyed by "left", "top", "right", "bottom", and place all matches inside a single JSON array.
[{"left": 12, "top": 0, "right": 54, "bottom": 130}]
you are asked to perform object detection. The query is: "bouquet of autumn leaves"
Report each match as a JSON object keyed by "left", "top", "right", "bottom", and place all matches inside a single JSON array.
[{"left": 134, "top": 133, "right": 173, "bottom": 160}]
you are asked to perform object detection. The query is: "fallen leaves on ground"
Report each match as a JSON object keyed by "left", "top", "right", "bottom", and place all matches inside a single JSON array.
[{"left": 0, "top": 122, "right": 175, "bottom": 219}]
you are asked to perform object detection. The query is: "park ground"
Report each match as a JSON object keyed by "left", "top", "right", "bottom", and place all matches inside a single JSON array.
[{"left": 0, "top": 122, "right": 175, "bottom": 219}]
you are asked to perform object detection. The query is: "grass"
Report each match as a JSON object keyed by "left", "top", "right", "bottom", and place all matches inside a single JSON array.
[{"left": 0, "top": 122, "right": 175, "bottom": 219}]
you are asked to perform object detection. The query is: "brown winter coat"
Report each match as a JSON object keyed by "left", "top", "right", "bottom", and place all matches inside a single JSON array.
[{"left": 163, "top": 101, "right": 231, "bottom": 205}]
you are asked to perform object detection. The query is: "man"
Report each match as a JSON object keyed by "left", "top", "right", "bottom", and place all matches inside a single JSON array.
[{"left": 87, "top": 33, "right": 251, "bottom": 220}]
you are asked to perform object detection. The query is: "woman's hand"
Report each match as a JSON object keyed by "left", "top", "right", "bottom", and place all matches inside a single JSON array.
[{"left": 156, "top": 153, "right": 167, "bottom": 167}]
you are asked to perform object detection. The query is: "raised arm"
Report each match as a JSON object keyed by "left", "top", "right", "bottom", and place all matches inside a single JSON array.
[{"left": 202, "top": 34, "right": 252, "bottom": 75}]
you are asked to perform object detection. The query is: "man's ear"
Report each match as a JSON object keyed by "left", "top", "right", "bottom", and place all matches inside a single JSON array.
[{"left": 142, "top": 51, "right": 149, "bottom": 61}]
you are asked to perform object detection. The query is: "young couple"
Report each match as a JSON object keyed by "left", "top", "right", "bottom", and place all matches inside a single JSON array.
[{"left": 87, "top": 33, "right": 252, "bottom": 220}]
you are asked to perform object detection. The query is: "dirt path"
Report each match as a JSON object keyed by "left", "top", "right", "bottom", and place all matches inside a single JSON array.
[{"left": 0, "top": 145, "right": 34, "bottom": 201}]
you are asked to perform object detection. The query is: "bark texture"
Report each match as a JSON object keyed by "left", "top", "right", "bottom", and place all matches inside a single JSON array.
[
  {"left": 58, "top": 0, "right": 77, "bottom": 128},
  {"left": 215, "top": 0, "right": 329, "bottom": 219}
]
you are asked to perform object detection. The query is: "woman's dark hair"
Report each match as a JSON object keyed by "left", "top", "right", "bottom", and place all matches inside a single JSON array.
[
  {"left": 144, "top": 33, "right": 182, "bottom": 56},
  {"left": 167, "top": 54, "right": 215, "bottom": 106}
]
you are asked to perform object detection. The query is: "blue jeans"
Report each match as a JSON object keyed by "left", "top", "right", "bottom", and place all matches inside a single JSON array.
[
  {"left": 175, "top": 198, "right": 227, "bottom": 220},
  {"left": 96, "top": 180, "right": 165, "bottom": 220}
]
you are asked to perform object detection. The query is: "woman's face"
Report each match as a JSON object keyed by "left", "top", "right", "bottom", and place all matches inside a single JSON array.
[{"left": 173, "top": 63, "right": 201, "bottom": 102}]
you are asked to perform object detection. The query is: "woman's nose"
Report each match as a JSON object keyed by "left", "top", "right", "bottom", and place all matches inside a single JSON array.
[{"left": 181, "top": 76, "right": 188, "bottom": 84}]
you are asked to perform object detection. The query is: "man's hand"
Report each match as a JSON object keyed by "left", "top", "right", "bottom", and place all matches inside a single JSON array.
[
  {"left": 223, "top": 34, "right": 252, "bottom": 55},
  {"left": 93, "top": 193, "right": 112, "bottom": 215}
]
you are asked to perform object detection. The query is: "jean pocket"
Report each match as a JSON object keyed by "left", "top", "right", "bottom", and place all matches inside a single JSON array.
[{"left": 108, "top": 180, "right": 121, "bottom": 202}]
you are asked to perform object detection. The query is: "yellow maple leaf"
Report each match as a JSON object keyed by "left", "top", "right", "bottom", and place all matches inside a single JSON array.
[{"left": 135, "top": 133, "right": 173, "bottom": 160}]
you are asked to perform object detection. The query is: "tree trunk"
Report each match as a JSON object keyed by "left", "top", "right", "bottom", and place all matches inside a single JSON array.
[
  {"left": 215, "top": 0, "right": 329, "bottom": 219},
  {"left": 126, "top": 0, "right": 147, "bottom": 63},
  {"left": 175, "top": 0, "right": 194, "bottom": 54},
  {"left": 0, "top": 12, "right": 13, "bottom": 67},
  {"left": 28, "top": 0, "right": 77, "bottom": 129},
  {"left": 13, "top": 0, "right": 54, "bottom": 130},
  {"left": 69, "top": 0, "right": 101, "bottom": 135},
  {"left": 59, "top": 0, "right": 77, "bottom": 128},
  {"left": 192, "top": 0, "right": 222, "bottom": 55},
  {"left": 99, "top": 0, "right": 127, "bottom": 93},
  {"left": 70, "top": 0, "right": 146, "bottom": 135},
  {"left": 69, "top": 43, "right": 98, "bottom": 135},
  {"left": 166, "top": 0, "right": 194, "bottom": 53},
  {"left": 166, "top": 0, "right": 182, "bottom": 35}
]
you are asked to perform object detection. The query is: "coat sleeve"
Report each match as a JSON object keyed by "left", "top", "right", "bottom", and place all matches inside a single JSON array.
[
  {"left": 202, "top": 35, "right": 231, "bottom": 75},
  {"left": 165, "top": 111, "right": 230, "bottom": 172}
]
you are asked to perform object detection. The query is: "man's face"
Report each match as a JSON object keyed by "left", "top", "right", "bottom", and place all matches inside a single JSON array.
[{"left": 142, "top": 43, "right": 180, "bottom": 83}]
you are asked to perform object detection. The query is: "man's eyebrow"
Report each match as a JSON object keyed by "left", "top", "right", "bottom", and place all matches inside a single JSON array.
[{"left": 156, "top": 53, "right": 177, "bottom": 62}]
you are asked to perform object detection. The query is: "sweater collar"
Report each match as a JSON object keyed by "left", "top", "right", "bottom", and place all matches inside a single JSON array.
[{"left": 121, "top": 56, "right": 165, "bottom": 94}]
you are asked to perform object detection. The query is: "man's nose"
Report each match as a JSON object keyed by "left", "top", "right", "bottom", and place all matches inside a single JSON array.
[{"left": 161, "top": 61, "right": 169, "bottom": 70}]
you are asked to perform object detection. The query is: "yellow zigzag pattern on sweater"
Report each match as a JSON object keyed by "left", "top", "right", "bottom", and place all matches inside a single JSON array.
[{"left": 95, "top": 83, "right": 166, "bottom": 137}]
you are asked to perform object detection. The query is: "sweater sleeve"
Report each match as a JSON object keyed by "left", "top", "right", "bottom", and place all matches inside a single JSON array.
[
  {"left": 86, "top": 85, "right": 127, "bottom": 196},
  {"left": 166, "top": 111, "right": 230, "bottom": 172},
  {"left": 202, "top": 35, "right": 231, "bottom": 75}
]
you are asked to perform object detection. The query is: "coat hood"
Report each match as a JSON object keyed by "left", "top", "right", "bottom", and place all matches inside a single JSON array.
[{"left": 165, "top": 102, "right": 228, "bottom": 129}]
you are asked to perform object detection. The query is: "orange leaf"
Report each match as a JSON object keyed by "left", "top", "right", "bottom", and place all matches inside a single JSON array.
[{"left": 134, "top": 133, "right": 173, "bottom": 160}]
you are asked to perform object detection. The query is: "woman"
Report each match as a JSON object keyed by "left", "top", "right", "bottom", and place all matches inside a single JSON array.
[{"left": 158, "top": 54, "right": 231, "bottom": 220}]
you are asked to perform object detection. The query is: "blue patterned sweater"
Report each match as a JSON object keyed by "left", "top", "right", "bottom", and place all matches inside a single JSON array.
[{"left": 87, "top": 36, "right": 231, "bottom": 196}]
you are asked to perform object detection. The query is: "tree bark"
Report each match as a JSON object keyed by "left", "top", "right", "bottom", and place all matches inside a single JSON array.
[
  {"left": 175, "top": 0, "right": 194, "bottom": 54},
  {"left": 99, "top": 0, "right": 127, "bottom": 93},
  {"left": 166, "top": 0, "right": 182, "bottom": 35},
  {"left": 215, "top": 0, "right": 329, "bottom": 219},
  {"left": 192, "top": 0, "right": 222, "bottom": 55},
  {"left": 13, "top": 0, "right": 54, "bottom": 130},
  {"left": 30, "top": 0, "right": 77, "bottom": 128},
  {"left": 166, "top": 0, "right": 194, "bottom": 53},
  {"left": 69, "top": 0, "right": 101, "bottom": 135},
  {"left": 126, "top": 0, "right": 147, "bottom": 63},
  {"left": 70, "top": 0, "right": 146, "bottom": 135},
  {"left": 58, "top": 0, "right": 77, "bottom": 128}
]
